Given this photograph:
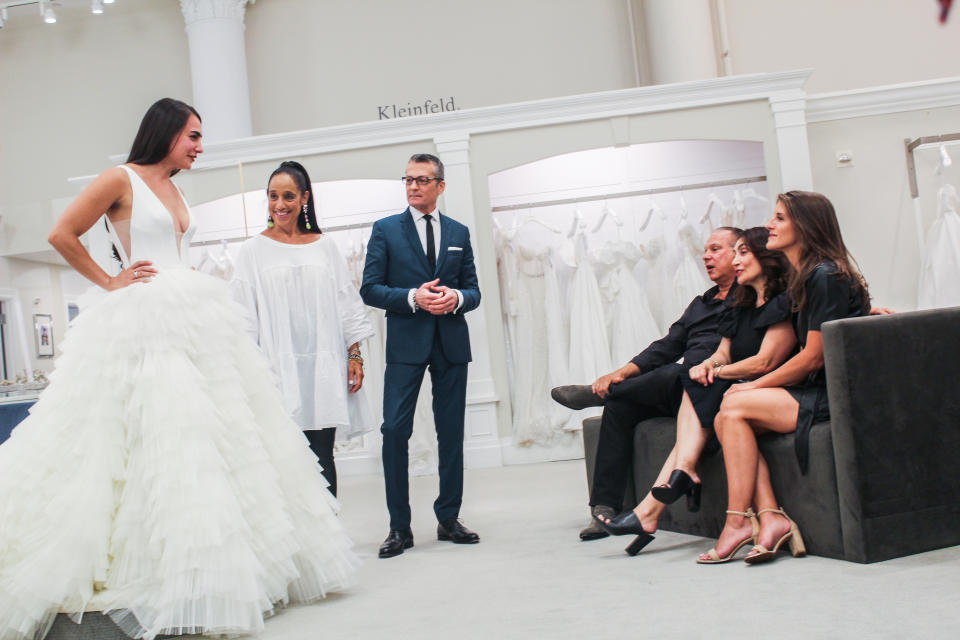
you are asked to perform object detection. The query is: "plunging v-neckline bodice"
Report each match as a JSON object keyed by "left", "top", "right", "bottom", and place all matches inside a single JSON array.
[{"left": 104, "top": 165, "right": 197, "bottom": 269}]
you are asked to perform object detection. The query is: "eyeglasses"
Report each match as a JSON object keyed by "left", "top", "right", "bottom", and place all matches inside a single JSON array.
[{"left": 401, "top": 176, "right": 442, "bottom": 186}]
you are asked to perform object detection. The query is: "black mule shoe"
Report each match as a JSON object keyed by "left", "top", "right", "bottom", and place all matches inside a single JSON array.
[
  {"left": 650, "top": 469, "right": 702, "bottom": 513},
  {"left": 595, "top": 511, "right": 655, "bottom": 556}
]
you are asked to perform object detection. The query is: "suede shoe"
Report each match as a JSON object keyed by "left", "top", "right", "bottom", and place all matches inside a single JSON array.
[
  {"left": 580, "top": 505, "right": 615, "bottom": 541},
  {"left": 379, "top": 528, "right": 414, "bottom": 558},
  {"left": 437, "top": 519, "right": 480, "bottom": 544},
  {"left": 551, "top": 385, "right": 603, "bottom": 410}
]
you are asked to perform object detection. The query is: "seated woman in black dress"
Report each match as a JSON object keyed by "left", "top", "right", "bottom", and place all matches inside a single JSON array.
[
  {"left": 700, "top": 191, "right": 871, "bottom": 564},
  {"left": 597, "top": 227, "right": 796, "bottom": 555}
]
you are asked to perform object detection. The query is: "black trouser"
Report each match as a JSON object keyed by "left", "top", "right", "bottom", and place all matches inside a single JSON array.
[
  {"left": 589, "top": 364, "right": 685, "bottom": 510},
  {"left": 304, "top": 428, "right": 338, "bottom": 497}
]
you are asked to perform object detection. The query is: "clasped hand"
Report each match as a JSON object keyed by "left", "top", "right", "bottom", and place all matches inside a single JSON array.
[
  {"left": 689, "top": 360, "right": 717, "bottom": 386},
  {"left": 415, "top": 278, "right": 458, "bottom": 315}
]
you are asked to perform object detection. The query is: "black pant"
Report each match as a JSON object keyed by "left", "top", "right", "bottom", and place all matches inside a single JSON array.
[
  {"left": 304, "top": 428, "right": 338, "bottom": 497},
  {"left": 381, "top": 333, "right": 468, "bottom": 530},
  {"left": 589, "top": 364, "right": 685, "bottom": 510}
]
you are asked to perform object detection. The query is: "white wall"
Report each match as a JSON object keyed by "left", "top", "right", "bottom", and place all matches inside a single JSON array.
[
  {"left": 244, "top": 0, "right": 638, "bottom": 134},
  {"left": 0, "top": 0, "right": 193, "bottom": 256},
  {"left": 0, "top": 257, "right": 74, "bottom": 377},
  {"left": 722, "top": 0, "right": 960, "bottom": 93},
  {"left": 807, "top": 104, "right": 960, "bottom": 311}
]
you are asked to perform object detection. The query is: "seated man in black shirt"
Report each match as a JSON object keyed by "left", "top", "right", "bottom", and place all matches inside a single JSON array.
[{"left": 553, "top": 227, "right": 740, "bottom": 540}]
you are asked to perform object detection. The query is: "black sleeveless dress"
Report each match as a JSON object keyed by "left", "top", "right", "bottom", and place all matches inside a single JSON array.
[
  {"left": 786, "top": 261, "right": 869, "bottom": 471},
  {"left": 681, "top": 292, "right": 791, "bottom": 430}
]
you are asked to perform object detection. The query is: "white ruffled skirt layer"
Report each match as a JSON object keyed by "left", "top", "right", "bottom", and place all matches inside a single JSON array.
[{"left": 0, "top": 268, "right": 357, "bottom": 640}]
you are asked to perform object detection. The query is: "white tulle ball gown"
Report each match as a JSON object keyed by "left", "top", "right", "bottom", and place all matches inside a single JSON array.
[{"left": 0, "top": 166, "right": 357, "bottom": 640}]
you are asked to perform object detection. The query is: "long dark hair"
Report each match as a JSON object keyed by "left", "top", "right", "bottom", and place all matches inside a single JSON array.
[
  {"left": 267, "top": 161, "right": 321, "bottom": 234},
  {"left": 126, "top": 98, "right": 201, "bottom": 176},
  {"left": 777, "top": 191, "right": 870, "bottom": 312},
  {"left": 731, "top": 227, "right": 790, "bottom": 308}
]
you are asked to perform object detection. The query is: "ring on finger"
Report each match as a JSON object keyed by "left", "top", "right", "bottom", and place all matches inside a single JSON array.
[{"left": 134, "top": 270, "right": 140, "bottom": 278}]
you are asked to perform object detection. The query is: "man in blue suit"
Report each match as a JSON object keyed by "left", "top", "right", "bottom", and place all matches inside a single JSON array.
[{"left": 360, "top": 153, "right": 482, "bottom": 558}]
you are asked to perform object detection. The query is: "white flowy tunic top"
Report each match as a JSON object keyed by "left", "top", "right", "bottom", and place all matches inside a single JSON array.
[{"left": 231, "top": 234, "right": 375, "bottom": 440}]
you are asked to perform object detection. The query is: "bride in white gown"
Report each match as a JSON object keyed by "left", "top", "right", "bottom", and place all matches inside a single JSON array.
[{"left": 0, "top": 99, "right": 356, "bottom": 640}]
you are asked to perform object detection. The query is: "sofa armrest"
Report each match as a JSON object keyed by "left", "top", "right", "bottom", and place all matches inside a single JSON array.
[{"left": 822, "top": 307, "right": 960, "bottom": 562}]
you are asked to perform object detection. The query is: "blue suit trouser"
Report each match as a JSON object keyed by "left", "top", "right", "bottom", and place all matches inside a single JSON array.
[{"left": 381, "top": 332, "right": 468, "bottom": 530}]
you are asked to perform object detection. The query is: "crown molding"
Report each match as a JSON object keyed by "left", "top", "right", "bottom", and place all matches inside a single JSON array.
[
  {"left": 806, "top": 76, "right": 960, "bottom": 123},
  {"left": 107, "top": 70, "right": 813, "bottom": 171}
]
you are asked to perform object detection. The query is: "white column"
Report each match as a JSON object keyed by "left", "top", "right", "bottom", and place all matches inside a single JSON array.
[
  {"left": 433, "top": 132, "right": 503, "bottom": 469},
  {"left": 179, "top": 0, "right": 253, "bottom": 142},
  {"left": 769, "top": 90, "right": 814, "bottom": 191},
  {"left": 641, "top": 0, "right": 719, "bottom": 84}
]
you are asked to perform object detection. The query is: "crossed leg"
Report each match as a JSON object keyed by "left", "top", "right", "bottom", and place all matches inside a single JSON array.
[{"left": 598, "top": 391, "right": 711, "bottom": 534}]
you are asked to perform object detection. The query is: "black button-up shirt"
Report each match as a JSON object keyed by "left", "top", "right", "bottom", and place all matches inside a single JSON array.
[{"left": 630, "top": 284, "right": 733, "bottom": 372}]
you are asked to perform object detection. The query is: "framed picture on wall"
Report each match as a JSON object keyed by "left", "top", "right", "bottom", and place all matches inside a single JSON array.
[{"left": 34, "top": 314, "right": 54, "bottom": 358}]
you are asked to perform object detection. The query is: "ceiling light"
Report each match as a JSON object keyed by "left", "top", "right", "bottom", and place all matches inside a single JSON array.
[
  {"left": 104, "top": 0, "right": 115, "bottom": 3},
  {"left": 43, "top": 6, "right": 56, "bottom": 23},
  {"left": 91, "top": 0, "right": 104, "bottom": 13},
  {"left": 0, "top": 8, "right": 7, "bottom": 29}
]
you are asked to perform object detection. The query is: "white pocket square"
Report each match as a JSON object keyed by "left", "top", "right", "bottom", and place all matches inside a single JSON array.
[{"left": 448, "top": 246, "right": 463, "bottom": 251}]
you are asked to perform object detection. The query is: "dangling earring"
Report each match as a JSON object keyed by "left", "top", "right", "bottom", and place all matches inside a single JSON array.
[
  {"left": 303, "top": 203, "right": 311, "bottom": 230},
  {"left": 267, "top": 214, "right": 274, "bottom": 229}
]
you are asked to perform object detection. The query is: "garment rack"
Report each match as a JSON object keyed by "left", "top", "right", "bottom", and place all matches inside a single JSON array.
[
  {"left": 189, "top": 220, "right": 375, "bottom": 248},
  {"left": 904, "top": 132, "right": 960, "bottom": 199},
  {"left": 903, "top": 132, "right": 960, "bottom": 253},
  {"left": 489, "top": 175, "right": 767, "bottom": 213}
]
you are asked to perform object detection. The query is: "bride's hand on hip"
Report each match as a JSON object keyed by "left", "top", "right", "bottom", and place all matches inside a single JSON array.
[{"left": 107, "top": 260, "right": 157, "bottom": 290}]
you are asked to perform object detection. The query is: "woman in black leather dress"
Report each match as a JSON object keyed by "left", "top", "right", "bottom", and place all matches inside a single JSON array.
[
  {"left": 598, "top": 227, "right": 796, "bottom": 555},
  {"left": 700, "top": 191, "right": 871, "bottom": 565}
]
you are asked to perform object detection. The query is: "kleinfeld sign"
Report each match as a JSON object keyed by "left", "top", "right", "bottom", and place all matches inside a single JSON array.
[{"left": 378, "top": 97, "right": 458, "bottom": 120}]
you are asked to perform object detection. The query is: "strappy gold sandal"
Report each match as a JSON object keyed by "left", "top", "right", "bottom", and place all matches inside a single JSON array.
[
  {"left": 744, "top": 507, "right": 807, "bottom": 564},
  {"left": 696, "top": 508, "right": 758, "bottom": 564}
]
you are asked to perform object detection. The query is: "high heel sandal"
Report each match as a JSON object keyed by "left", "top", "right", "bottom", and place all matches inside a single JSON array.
[
  {"left": 650, "top": 469, "right": 702, "bottom": 512},
  {"left": 696, "top": 509, "right": 758, "bottom": 564},
  {"left": 744, "top": 507, "right": 806, "bottom": 564},
  {"left": 595, "top": 511, "right": 655, "bottom": 556}
]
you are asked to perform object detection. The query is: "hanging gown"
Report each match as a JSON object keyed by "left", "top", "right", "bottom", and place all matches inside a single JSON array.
[
  {"left": 509, "top": 241, "right": 561, "bottom": 445},
  {"left": 918, "top": 184, "right": 960, "bottom": 309},
  {"left": 564, "top": 233, "right": 612, "bottom": 430},
  {"left": 0, "top": 166, "right": 357, "bottom": 640},
  {"left": 598, "top": 241, "right": 662, "bottom": 367},
  {"left": 672, "top": 217, "right": 711, "bottom": 315},
  {"left": 643, "top": 235, "right": 678, "bottom": 334}
]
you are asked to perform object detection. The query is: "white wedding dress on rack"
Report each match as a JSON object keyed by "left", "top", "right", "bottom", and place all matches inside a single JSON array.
[
  {"left": 643, "top": 235, "right": 678, "bottom": 333},
  {"left": 508, "top": 240, "right": 564, "bottom": 445},
  {"left": 918, "top": 184, "right": 960, "bottom": 309},
  {"left": 672, "top": 216, "right": 710, "bottom": 310},
  {"left": 596, "top": 241, "right": 662, "bottom": 366},
  {"left": 0, "top": 166, "right": 356, "bottom": 640},
  {"left": 564, "top": 232, "right": 611, "bottom": 430}
]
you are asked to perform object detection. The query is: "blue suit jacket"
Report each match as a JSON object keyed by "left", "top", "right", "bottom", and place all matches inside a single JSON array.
[{"left": 360, "top": 208, "right": 481, "bottom": 365}]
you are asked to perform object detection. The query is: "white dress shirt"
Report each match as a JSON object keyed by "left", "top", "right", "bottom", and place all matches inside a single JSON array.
[{"left": 407, "top": 207, "right": 463, "bottom": 312}]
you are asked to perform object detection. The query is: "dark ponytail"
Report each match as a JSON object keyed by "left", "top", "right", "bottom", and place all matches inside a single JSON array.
[{"left": 267, "top": 161, "right": 321, "bottom": 234}]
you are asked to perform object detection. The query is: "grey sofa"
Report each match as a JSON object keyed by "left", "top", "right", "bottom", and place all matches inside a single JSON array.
[{"left": 582, "top": 307, "right": 960, "bottom": 563}]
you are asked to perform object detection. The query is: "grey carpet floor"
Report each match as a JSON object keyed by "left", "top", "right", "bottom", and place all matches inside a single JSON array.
[{"left": 253, "top": 459, "right": 960, "bottom": 640}]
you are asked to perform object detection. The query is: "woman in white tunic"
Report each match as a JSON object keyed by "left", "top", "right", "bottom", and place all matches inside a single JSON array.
[{"left": 231, "top": 161, "right": 375, "bottom": 497}]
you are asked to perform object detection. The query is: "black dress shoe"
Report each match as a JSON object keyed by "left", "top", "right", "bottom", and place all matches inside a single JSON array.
[
  {"left": 379, "top": 528, "right": 414, "bottom": 558},
  {"left": 437, "top": 519, "right": 480, "bottom": 544},
  {"left": 550, "top": 385, "right": 604, "bottom": 410},
  {"left": 650, "top": 469, "right": 702, "bottom": 512},
  {"left": 596, "top": 511, "right": 655, "bottom": 556},
  {"left": 580, "top": 505, "right": 614, "bottom": 541}
]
